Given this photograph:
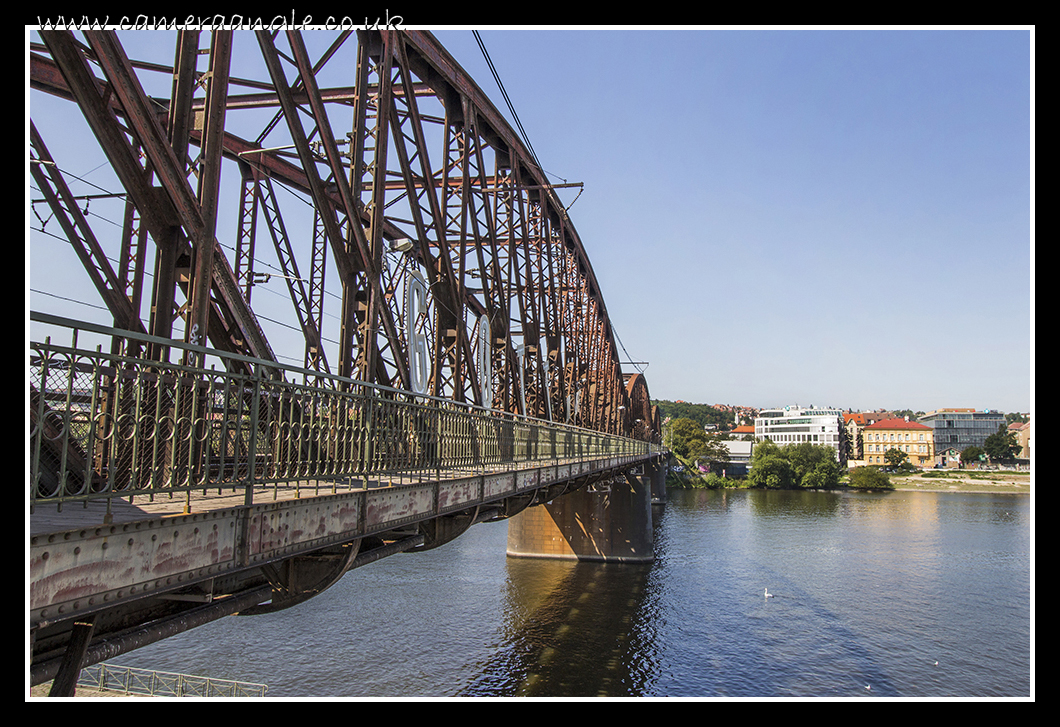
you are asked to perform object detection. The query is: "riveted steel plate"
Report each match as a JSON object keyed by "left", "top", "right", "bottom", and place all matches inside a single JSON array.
[
  {"left": 244, "top": 494, "right": 363, "bottom": 563},
  {"left": 437, "top": 476, "right": 480, "bottom": 512},
  {"left": 364, "top": 485, "right": 435, "bottom": 530},
  {"left": 30, "top": 510, "right": 240, "bottom": 626}
]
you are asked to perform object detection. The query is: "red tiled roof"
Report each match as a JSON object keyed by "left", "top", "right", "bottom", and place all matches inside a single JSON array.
[
  {"left": 864, "top": 418, "right": 931, "bottom": 430},
  {"left": 732, "top": 425, "right": 755, "bottom": 434},
  {"left": 845, "top": 411, "right": 894, "bottom": 425}
]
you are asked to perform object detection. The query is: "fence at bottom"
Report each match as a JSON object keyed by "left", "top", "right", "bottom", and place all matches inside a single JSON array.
[{"left": 77, "top": 662, "right": 268, "bottom": 698}]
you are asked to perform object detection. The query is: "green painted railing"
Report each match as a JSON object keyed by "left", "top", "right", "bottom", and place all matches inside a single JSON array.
[{"left": 30, "top": 312, "right": 658, "bottom": 511}]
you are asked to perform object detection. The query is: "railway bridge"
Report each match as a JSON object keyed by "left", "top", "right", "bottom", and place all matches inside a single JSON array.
[{"left": 28, "top": 27, "right": 667, "bottom": 695}]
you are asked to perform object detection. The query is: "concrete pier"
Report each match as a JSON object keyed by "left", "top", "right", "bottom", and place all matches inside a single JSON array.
[{"left": 506, "top": 459, "right": 662, "bottom": 563}]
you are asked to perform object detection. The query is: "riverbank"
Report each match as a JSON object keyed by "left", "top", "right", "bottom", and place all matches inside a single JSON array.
[
  {"left": 668, "top": 463, "right": 1031, "bottom": 495},
  {"left": 888, "top": 469, "right": 1031, "bottom": 494}
]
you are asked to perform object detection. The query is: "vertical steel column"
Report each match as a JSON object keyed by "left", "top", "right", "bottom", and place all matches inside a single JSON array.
[
  {"left": 359, "top": 29, "right": 395, "bottom": 386},
  {"left": 234, "top": 163, "right": 260, "bottom": 302},
  {"left": 186, "top": 31, "right": 232, "bottom": 354},
  {"left": 307, "top": 213, "right": 329, "bottom": 372},
  {"left": 437, "top": 96, "right": 471, "bottom": 402}
]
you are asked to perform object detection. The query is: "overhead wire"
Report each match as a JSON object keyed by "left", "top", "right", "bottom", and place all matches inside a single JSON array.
[
  {"left": 472, "top": 30, "right": 645, "bottom": 377},
  {"left": 472, "top": 31, "right": 583, "bottom": 211},
  {"left": 473, "top": 30, "right": 542, "bottom": 174}
]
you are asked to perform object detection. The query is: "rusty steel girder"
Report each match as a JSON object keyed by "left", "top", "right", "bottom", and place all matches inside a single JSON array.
[{"left": 29, "top": 28, "right": 657, "bottom": 441}]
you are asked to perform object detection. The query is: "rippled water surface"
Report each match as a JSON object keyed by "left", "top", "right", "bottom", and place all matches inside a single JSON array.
[{"left": 117, "top": 489, "right": 1032, "bottom": 698}]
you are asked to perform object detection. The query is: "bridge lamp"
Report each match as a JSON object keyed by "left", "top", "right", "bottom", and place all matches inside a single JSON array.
[
  {"left": 390, "top": 238, "right": 415, "bottom": 253},
  {"left": 250, "top": 272, "right": 306, "bottom": 286}
]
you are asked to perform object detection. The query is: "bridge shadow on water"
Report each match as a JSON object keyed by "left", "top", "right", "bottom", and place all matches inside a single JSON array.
[{"left": 457, "top": 554, "right": 657, "bottom": 698}]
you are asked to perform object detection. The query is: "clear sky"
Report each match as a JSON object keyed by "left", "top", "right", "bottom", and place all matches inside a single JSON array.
[
  {"left": 430, "top": 27, "right": 1033, "bottom": 414},
  {"left": 27, "top": 26, "right": 1033, "bottom": 416}
]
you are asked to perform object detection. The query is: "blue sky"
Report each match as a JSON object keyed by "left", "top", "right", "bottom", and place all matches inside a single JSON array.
[
  {"left": 431, "top": 28, "right": 1033, "bottom": 414},
  {"left": 27, "top": 26, "right": 1033, "bottom": 415}
]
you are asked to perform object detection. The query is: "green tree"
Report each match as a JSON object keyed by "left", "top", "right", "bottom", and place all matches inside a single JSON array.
[
  {"left": 848, "top": 466, "right": 893, "bottom": 489},
  {"left": 692, "top": 436, "right": 731, "bottom": 467},
  {"left": 749, "top": 437, "right": 781, "bottom": 463},
  {"left": 800, "top": 457, "right": 841, "bottom": 489},
  {"left": 666, "top": 416, "right": 732, "bottom": 465},
  {"left": 748, "top": 453, "right": 795, "bottom": 489},
  {"left": 746, "top": 440, "right": 840, "bottom": 489},
  {"left": 786, "top": 442, "right": 840, "bottom": 487},
  {"left": 983, "top": 424, "right": 1020, "bottom": 462},
  {"left": 748, "top": 440, "right": 795, "bottom": 489},
  {"left": 960, "top": 445, "right": 985, "bottom": 464},
  {"left": 884, "top": 447, "right": 909, "bottom": 469},
  {"left": 668, "top": 417, "right": 706, "bottom": 458}
]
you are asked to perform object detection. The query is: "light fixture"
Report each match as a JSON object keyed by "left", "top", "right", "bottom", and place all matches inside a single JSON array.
[{"left": 250, "top": 272, "right": 306, "bottom": 286}]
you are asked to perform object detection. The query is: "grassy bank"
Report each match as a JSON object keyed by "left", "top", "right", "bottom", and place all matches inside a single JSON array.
[{"left": 666, "top": 456, "right": 1031, "bottom": 494}]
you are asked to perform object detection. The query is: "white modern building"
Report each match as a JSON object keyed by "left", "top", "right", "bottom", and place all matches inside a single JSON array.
[
  {"left": 754, "top": 405, "right": 846, "bottom": 461},
  {"left": 697, "top": 440, "right": 754, "bottom": 477}
]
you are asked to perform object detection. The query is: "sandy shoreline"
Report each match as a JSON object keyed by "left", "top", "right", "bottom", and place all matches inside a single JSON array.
[{"left": 889, "top": 470, "right": 1031, "bottom": 494}]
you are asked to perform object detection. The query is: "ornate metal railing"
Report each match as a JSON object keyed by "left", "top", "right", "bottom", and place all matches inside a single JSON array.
[
  {"left": 77, "top": 662, "right": 268, "bottom": 698},
  {"left": 30, "top": 312, "right": 657, "bottom": 511}
]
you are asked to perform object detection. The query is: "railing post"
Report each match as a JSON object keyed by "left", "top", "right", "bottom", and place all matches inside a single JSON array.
[
  {"left": 435, "top": 402, "right": 442, "bottom": 483},
  {"left": 367, "top": 389, "right": 376, "bottom": 487},
  {"left": 30, "top": 313, "right": 664, "bottom": 521},
  {"left": 245, "top": 364, "right": 261, "bottom": 507},
  {"left": 29, "top": 336, "right": 50, "bottom": 508}
]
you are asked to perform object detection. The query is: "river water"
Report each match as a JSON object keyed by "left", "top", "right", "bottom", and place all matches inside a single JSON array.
[{"left": 114, "top": 488, "right": 1032, "bottom": 699}]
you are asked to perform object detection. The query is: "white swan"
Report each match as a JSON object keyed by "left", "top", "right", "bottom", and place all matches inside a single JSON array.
[{"left": 764, "top": 588, "right": 774, "bottom": 598}]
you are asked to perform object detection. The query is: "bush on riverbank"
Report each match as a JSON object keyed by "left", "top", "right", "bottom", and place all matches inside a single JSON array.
[
  {"left": 747, "top": 440, "right": 841, "bottom": 490},
  {"left": 667, "top": 439, "right": 844, "bottom": 491},
  {"left": 847, "top": 466, "right": 894, "bottom": 490},
  {"left": 666, "top": 456, "right": 749, "bottom": 489}
]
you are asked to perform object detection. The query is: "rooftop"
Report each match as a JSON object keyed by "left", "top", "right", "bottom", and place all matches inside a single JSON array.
[
  {"left": 844, "top": 411, "right": 893, "bottom": 425},
  {"left": 864, "top": 418, "right": 931, "bottom": 431}
]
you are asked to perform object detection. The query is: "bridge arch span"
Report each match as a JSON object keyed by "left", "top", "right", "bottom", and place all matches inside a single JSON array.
[
  {"left": 624, "top": 372, "right": 661, "bottom": 442},
  {"left": 28, "top": 28, "right": 667, "bottom": 691},
  {"left": 29, "top": 28, "right": 644, "bottom": 434}
]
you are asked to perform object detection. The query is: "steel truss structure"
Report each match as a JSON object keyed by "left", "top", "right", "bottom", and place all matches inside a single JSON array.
[
  {"left": 29, "top": 28, "right": 664, "bottom": 692},
  {"left": 30, "top": 28, "right": 661, "bottom": 441}
]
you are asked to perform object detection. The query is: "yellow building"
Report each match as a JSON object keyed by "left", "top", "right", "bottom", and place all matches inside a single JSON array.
[
  {"left": 863, "top": 418, "right": 935, "bottom": 467},
  {"left": 1011, "top": 420, "right": 1031, "bottom": 460}
]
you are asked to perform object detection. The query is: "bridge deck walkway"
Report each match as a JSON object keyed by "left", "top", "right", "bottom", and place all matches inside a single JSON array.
[{"left": 29, "top": 459, "right": 596, "bottom": 537}]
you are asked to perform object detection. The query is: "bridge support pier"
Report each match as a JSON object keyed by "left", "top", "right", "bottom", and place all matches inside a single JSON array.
[
  {"left": 650, "top": 454, "right": 668, "bottom": 504},
  {"left": 506, "top": 459, "right": 659, "bottom": 563}
]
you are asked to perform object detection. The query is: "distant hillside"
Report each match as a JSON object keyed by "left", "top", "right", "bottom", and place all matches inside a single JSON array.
[{"left": 653, "top": 400, "right": 753, "bottom": 432}]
